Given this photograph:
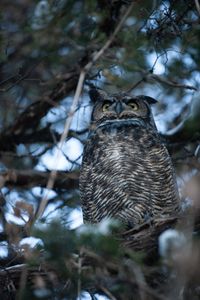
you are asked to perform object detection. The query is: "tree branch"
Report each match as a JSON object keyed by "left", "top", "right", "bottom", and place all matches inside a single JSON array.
[
  {"left": 0, "top": 70, "right": 79, "bottom": 148},
  {"left": 0, "top": 169, "right": 79, "bottom": 190},
  {"left": 0, "top": 127, "right": 87, "bottom": 151},
  {"left": 150, "top": 74, "right": 197, "bottom": 91}
]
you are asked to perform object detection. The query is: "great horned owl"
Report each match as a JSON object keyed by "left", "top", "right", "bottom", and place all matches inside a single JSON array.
[{"left": 80, "top": 89, "right": 180, "bottom": 226}]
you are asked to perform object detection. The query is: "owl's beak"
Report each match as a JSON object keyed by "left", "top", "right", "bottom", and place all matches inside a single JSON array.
[{"left": 115, "top": 102, "right": 123, "bottom": 115}]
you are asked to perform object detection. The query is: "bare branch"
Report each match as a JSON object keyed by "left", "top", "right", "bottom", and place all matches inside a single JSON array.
[
  {"left": 195, "top": 0, "right": 200, "bottom": 16},
  {"left": 121, "top": 216, "right": 179, "bottom": 256},
  {"left": 150, "top": 74, "right": 198, "bottom": 91},
  {"left": 0, "top": 127, "right": 86, "bottom": 151},
  {"left": 0, "top": 70, "right": 79, "bottom": 141},
  {"left": 0, "top": 169, "right": 79, "bottom": 190},
  {"left": 128, "top": 69, "right": 198, "bottom": 92}
]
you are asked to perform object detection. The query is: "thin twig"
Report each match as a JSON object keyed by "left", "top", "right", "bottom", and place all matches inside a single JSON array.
[
  {"left": 84, "top": 3, "right": 134, "bottom": 72},
  {"left": 127, "top": 77, "right": 145, "bottom": 92},
  {"left": 0, "top": 61, "right": 41, "bottom": 93},
  {"left": 195, "top": 0, "right": 200, "bottom": 16},
  {"left": 127, "top": 68, "right": 198, "bottom": 92},
  {"left": 35, "top": 3, "right": 134, "bottom": 220},
  {"left": 99, "top": 285, "right": 118, "bottom": 300},
  {"left": 150, "top": 73, "right": 198, "bottom": 91}
]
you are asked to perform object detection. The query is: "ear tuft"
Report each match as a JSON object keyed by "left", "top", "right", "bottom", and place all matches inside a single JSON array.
[
  {"left": 137, "top": 95, "right": 157, "bottom": 104},
  {"left": 89, "top": 88, "right": 108, "bottom": 103}
]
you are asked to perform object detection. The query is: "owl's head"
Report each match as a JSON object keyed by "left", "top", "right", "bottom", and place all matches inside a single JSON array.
[{"left": 89, "top": 88, "right": 157, "bottom": 131}]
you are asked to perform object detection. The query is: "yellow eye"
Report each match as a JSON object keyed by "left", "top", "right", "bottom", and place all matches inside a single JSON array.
[
  {"left": 127, "top": 101, "right": 138, "bottom": 111},
  {"left": 102, "top": 102, "right": 111, "bottom": 112}
]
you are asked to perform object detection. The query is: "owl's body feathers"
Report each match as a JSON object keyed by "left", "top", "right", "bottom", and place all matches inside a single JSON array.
[{"left": 80, "top": 90, "right": 180, "bottom": 226}]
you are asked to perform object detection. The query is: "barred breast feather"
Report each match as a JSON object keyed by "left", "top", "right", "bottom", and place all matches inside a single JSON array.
[{"left": 80, "top": 121, "right": 180, "bottom": 225}]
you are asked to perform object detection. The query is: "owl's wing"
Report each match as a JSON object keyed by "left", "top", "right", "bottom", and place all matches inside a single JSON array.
[{"left": 79, "top": 143, "right": 97, "bottom": 223}]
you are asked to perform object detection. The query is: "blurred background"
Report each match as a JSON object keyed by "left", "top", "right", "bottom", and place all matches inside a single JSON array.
[{"left": 0, "top": 0, "right": 200, "bottom": 299}]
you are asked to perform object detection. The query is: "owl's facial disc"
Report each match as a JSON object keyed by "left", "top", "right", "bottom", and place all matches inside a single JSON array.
[
  {"left": 102, "top": 101, "right": 124, "bottom": 114},
  {"left": 93, "top": 98, "right": 149, "bottom": 130},
  {"left": 97, "top": 118, "right": 145, "bottom": 130},
  {"left": 101, "top": 98, "right": 140, "bottom": 117},
  {"left": 90, "top": 92, "right": 157, "bottom": 132}
]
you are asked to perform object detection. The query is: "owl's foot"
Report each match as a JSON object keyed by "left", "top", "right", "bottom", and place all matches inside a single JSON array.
[
  {"left": 116, "top": 213, "right": 141, "bottom": 229},
  {"left": 122, "top": 211, "right": 153, "bottom": 229}
]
